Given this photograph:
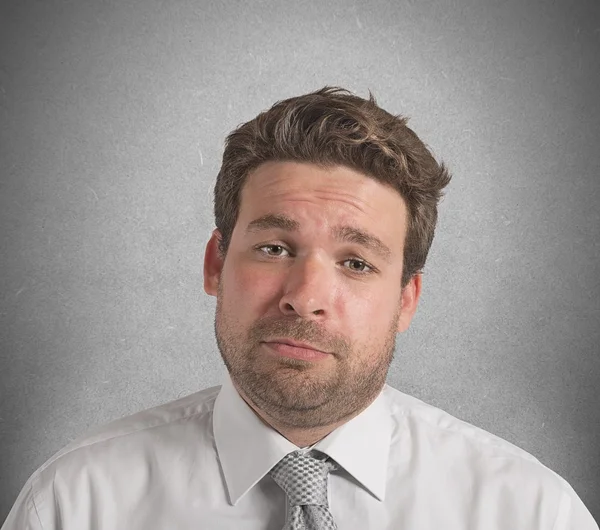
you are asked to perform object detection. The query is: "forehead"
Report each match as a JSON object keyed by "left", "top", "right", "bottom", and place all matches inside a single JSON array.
[
  {"left": 237, "top": 161, "right": 408, "bottom": 248},
  {"left": 241, "top": 161, "right": 405, "bottom": 216}
]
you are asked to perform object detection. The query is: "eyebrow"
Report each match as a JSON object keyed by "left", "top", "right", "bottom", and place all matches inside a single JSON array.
[
  {"left": 246, "top": 213, "right": 392, "bottom": 262},
  {"left": 246, "top": 213, "right": 300, "bottom": 233}
]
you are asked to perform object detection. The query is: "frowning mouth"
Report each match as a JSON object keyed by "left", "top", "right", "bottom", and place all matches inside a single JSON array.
[
  {"left": 261, "top": 339, "right": 331, "bottom": 361},
  {"left": 265, "top": 338, "right": 328, "bottom": 353}
]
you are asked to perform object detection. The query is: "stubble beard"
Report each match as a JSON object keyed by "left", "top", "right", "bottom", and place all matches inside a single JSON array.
[{"left": 214, "top": 284, "right": 400, "bottom": 430}]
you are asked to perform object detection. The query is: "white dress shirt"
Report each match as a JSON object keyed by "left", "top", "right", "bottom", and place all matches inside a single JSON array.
[{"left": 3, "top": 373, "right": 597, "bottom": 529}]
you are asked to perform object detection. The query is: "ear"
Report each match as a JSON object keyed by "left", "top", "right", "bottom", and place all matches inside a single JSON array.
[
  {"left": 203, "top": 229, "right": 225, "bottom": 296},
  {"left": 396, "top": 273, "right": 422, "bottom": 333}
]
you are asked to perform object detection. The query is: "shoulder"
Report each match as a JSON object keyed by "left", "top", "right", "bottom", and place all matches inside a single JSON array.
[
  {"left": 47, "top": 383, "right": 222, "bottom": 467},
  {"left": 31, "top": 384, "right": 222, "bottom": 495},
  {"left": 383, "top": 384, "right": 541, "bottom": 462},
  {"left": 380, "top": 385, "right": 598, "bottom": 528},
  {"left": 382, "top": 384, "right": 576, "bottom": 498},
  {"left": 381, "top": 385, "right": 600, "bottom": 525},
  {"left": 4, "top": 384, "right": 222, "bottom": 528}
]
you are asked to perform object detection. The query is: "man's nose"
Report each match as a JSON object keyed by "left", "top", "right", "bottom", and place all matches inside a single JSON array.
[{"left": 278, "top": 255, "right": 333, "bottom": 318}]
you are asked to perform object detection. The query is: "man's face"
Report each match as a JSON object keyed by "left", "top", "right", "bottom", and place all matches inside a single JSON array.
[{"left": 204, "top": 161, "right": 420, "bottom": 430}]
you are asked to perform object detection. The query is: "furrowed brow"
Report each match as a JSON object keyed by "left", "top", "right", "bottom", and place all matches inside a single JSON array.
[
  {"left": 246, "top": 214, "right": 300, "bottom": 233},
  {"left": 333, "top": 226, "right": 392, "bottom": 262}
]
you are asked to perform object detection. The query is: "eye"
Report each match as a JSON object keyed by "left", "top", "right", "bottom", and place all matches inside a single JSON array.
[
  {"left": 343, "top": 258, "right": 373, "bottom": 274},
  {"left": 257, "top": 244, "right": 290, "bottom": 257}
]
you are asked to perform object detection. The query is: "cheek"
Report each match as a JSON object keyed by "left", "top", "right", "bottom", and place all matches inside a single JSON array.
[
  {"left": 343, "top": 287, "right": 399, "bottom": 334},
  {"left": 222, "top": 261, "right": 282, "bottom": 311}
]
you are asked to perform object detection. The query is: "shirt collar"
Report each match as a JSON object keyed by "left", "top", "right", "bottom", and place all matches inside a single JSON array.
[{"left": 213, "top": 372, "right": 392, "bottom": 505}]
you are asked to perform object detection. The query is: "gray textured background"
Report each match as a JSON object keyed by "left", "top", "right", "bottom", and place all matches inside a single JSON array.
[{"left": 1, "top": 0, "right": 599, "bottom": 524}]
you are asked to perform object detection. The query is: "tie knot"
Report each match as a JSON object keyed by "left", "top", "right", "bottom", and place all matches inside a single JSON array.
[{"left": 269, "top": 450, "right": 336, "bottom": 507}]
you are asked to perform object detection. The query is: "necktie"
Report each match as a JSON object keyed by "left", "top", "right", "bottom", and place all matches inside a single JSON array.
[{"left": 269, "top": 450, "right": 338, "bottom": 530}]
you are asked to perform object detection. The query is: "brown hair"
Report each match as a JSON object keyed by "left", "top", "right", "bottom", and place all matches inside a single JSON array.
[{"left": 214, "top": 86, "right": 451, "bottom": 288}]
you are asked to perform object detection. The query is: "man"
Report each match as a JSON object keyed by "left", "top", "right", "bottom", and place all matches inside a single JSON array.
[{"left": 3, "top": 86, "right": 597, "bottom": 529}]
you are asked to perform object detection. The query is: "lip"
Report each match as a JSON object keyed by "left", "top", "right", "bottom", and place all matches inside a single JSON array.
[
  {"left": 266, "top": 338, "right": 328, "bottom": 353},
  {"left": 261, "top": 338, "right": 331, "bottom": 361}
]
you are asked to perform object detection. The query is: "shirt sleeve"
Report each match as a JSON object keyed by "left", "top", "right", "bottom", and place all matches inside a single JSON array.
[
  {"left": 1, "top": 481, "right": 46, "bottom": 530},
  {"left": 553, "top": 485, "right": 599, "bottom": 530}
]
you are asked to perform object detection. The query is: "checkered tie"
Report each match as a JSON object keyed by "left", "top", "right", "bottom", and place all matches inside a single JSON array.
[{"left": 269, "top": 450, "right": 338, "bottom": 530}]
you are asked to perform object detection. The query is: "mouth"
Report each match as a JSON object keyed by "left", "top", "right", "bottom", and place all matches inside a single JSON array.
[
  {"left": 266, "top": 338, "right": 328, "bottom": 353},
  {"left": 261, "top": 338, "right": 331, "bottom": 361}
]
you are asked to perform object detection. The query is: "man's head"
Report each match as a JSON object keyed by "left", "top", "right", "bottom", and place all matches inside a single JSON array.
[{"left": 204, "top": 87, "right": 451, "bottom": 433}]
